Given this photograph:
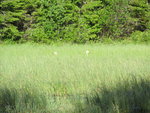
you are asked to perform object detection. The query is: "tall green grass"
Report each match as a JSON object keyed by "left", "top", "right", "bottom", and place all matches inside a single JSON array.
[{"left": 0, "top": 44, "right": 150, "bottom": 113}]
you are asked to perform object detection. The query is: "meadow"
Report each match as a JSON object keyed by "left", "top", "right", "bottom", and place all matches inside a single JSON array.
[{"left": 0, "top": 44, "right": 150, "bottom": 113}]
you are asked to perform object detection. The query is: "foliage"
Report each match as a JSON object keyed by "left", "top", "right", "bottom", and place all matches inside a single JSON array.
[
  {"left": 130, "top": 30, "right": 150, "bottom": 43},
  {"left": 0, "top": 0, "right": 150, "bottom": 43}
]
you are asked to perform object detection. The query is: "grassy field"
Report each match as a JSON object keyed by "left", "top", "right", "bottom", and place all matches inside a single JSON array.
[{"left": 0, "top": 44, "right": 150, "bottom": 113}]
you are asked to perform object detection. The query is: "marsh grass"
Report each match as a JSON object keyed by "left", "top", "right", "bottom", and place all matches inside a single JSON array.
[
  {"left": 0, "top": 44, "right": 150, "bottom": 113},
  {"left": 76, "top": 77, "right": 150, "bottom": 113}
]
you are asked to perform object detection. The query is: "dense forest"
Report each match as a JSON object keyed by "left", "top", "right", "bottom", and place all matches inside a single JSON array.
[{"left": 0, "top": 0, "right": 150, "bottom": 43}]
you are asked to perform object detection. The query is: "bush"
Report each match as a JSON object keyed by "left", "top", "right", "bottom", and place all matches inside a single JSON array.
[
  {"left": 130, "top": 30, "right": 150, "bottom": 43},
  {"left": 0, "top": 0, "right": 150, "bottom": 43}
]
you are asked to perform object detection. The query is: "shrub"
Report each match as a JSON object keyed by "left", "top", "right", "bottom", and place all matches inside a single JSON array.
[{"left": 130, "top": 30, "right": 150, "bottom": 43}]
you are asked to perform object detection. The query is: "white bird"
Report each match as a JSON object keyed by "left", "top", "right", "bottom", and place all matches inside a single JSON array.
[
  {"left": 86, "top": 50, "right": 89, "bottom": 55},
  {"left": 54, "top": 51, "right": 58, "bottom": 55}
]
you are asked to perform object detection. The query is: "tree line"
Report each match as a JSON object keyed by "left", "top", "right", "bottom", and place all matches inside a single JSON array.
[{"left": 0, "top": 0, "right": 150, "bottom": 43}]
